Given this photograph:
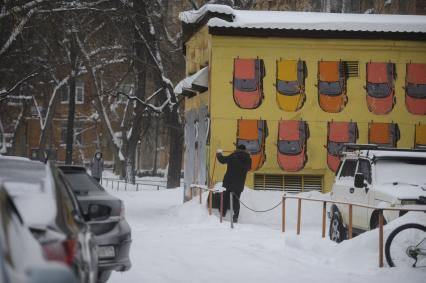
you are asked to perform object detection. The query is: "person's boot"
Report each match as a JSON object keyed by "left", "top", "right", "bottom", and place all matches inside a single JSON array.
[{"left": 233, "top": 215, "right": 238, "bottom": 223}]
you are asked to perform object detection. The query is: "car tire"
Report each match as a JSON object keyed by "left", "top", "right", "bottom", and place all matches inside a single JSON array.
[
  {"left": 329, "top": 210, "right": 347, "bottom": 243},
  {"left": 370, "top": 213, "right": 387, "bottom": 229},
  {"left": 97, "top": 271, "right": 112, "bottom": 283}
]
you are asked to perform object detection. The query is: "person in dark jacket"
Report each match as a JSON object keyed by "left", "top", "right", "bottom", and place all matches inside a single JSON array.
[
  {"left": 90, "top": 151, "right": 104, "bottom": 183},
  {"left": 216, "top": 144, "right": 252, "bottom": 223}
]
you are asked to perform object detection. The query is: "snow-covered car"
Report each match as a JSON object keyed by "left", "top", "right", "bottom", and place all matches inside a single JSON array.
[
  {"left": 0, "top": 156, "right": 98, "bottom": 283},
  {"left": 0, "top": 186, "right": 78, "bottom": 283},
  {"left": 58, "top": 165, "right": 132, "bottom": 283},
  {"left": 328, "top": 144, "right": 426, "bottom": 242}
]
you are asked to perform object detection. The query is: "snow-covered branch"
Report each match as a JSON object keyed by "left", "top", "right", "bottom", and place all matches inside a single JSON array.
[
  {"left": 0, "top": 73, "right": 38, "bottom": 102},
  {"left": 0, "top": 8, "right": 36, "bottom": 56}
]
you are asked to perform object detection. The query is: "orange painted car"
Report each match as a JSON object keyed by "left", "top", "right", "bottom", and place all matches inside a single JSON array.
[
  {"left": 233, "top": 58, "right": 265, "bottom": 109},
  {"left": 277, "top": 120, "right": 308, "bottom": 172},
  {"left": 326, "top": 121, "right": 358, "bottom": 172},
  {"left": 368, "top": 122, "right": 400, "bottom": 147},
  {"left": 236, "top": 119, "right": 267, "bottom": 171},
  {"left": 276, "top": 60, "right": 306, "bottom": 111},
  {"left": 318, "top": 61, "right": 347, "bottom": 113},
  {"left": 405, "top": 63, "right": 426, "bottom": 115},
  {"left": 366, "top": 62, "right": 395, "bottom": 115}
]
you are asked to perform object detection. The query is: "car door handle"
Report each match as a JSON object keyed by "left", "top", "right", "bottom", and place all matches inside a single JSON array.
[{"left": 349, "top": 187, "right": 355, "bottom": 193}]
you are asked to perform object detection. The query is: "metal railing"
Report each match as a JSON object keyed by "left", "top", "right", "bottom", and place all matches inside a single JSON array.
[
  {"left": 102, "top": 177, "right": 170, "bottom": 191},
  {"left": 281, "top": 195, "right": 426, "bottom": 267}
]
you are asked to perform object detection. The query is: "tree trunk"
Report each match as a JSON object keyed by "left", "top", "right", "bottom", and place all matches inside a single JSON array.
[
  {"left": 166, "top": 108, "right": 183, "bottom": 188},
  {"left": 65, "top": 37, "right": 77, "bottom": 164}
]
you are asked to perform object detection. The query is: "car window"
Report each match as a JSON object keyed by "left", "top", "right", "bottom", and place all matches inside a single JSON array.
[
  {"left": 339, "top": 159, "right": 357, "bottom": 178},
  {"left": 62, "top": 172, "right": 103, "bottom": 192},
  {"left": 357, "top": 159, "right": 372, "bottom": 184},
  {"left": 51, "top": 166, "right": 80, "bottom": 227}
]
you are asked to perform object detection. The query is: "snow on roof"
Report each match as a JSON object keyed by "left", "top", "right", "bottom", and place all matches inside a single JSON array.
[
  {"left": 174, "top": 67, "right": 208, "bottom": 95},
  {"left": 179, "top": 4, "right": 234, "bottom": 24},
  {"left": 180, "top": 4, "right": 426, "bottom": 34}
]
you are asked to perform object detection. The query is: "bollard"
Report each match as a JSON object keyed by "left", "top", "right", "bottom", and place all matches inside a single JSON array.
[
  {"left": 322, "top": 201, "right": 327, "bottom": 238},
  {"left": 209, "top": 191, "right": 212, "bottom": 215},
  {"left": 125, "top": 182, "right": 127, "bottom": 191},
  {"left": 230, "top": 192, "right": 234, "bottom": 229},
  {"left": 199, "top": 187, "right": 202, "bottom": 204},
  {"left": 348, "top": 204, "right": 353, "bottom": 239},
  {"left": 136, "top": 183, "right": 139, "bottom": 191},
  {"left": 282, "top": 197, "right": 286, "bottom": 233},
  {"left": 379, "top": 210, "right": 384, "bottom": 268},
  {"left": 297, "top": 198, "right": 302, "bottom": 235},
  {"left": 220, "top": 191, "right": 223, "bottom": 223}
]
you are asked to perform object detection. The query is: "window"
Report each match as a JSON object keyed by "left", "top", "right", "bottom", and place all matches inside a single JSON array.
[
  {"left": 76, "top": 80, "right": 84, "bottom": 104},
  {"left": 60, "top": 79, "right": 84, "bottom": 104},
  {"left": 339, "top": 160, "right": 357, "bottom": 178},
  {"left": 357, "top": 159, "right": 372, "bottom": 184},
  {"left": 61, "top": 86, "right": 70, "bottom": 103}
]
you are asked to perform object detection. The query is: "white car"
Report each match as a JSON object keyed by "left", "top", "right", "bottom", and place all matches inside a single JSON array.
[{"left": 329, "top": 144, "right": 426, "bottom": 242}]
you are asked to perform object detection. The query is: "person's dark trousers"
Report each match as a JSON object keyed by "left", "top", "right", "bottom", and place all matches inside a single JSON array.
[
  {"left": 222, "top": 189, "right": 241, "bottom": 218},
  {"left": 94, "top": 177, "right": 100, "bottom": 183},
  {"left": 232, "top": 191, "right": 242, "bottom": 218}
]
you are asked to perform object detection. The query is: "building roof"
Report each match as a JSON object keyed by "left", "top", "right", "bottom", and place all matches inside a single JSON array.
[{"left": 180, "top": 4, "right": 426, "bottom": 41}]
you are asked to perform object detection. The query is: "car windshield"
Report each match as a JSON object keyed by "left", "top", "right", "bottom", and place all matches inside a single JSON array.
[
  {"left": 367, "top": 83, "right": 391, "bottom": 98},
  {"left": 406, "top": 83, "right": 426, "bottom": 98},
  {"left": 62, "top": 172, "right": 103, "bottom": 193},
  {"left": 0, "top": 160, "right": 56, "bottom": 226},
  {"left": 327, "top": 141, "right": 345, "bottom": 156},
  {"left": 278, "top": 140, "right": 302, "bottom": 155},
  {"left": 237, "top": 139, "right": 260, "bottom": 154},
  {"left": 376, "top": 159, "right": 426, "bottom": 186},
  {"left": 234, "top": 79, "right": 257, "bottom": 92},
  {"left": 277, "top": 80, "right": 300, "bottom": 95},
  {"left": 318, "top": 81, "right": 342, "bottom": 96}
]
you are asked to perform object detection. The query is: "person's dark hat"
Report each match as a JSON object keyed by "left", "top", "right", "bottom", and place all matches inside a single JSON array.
[{"left": 237, "top": 144, "right": 246, "bottom": 150}]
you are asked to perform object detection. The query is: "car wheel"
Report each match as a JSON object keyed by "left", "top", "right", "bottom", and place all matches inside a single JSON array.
[
  {"left": 97, "top": 271, "right": 112, "bottom": 283},
  {"left": 329, "top": 210, "right": 347, "bottom": 243},
  {"left": 371, "top": 213, "right": 387, "bottom": 229}
]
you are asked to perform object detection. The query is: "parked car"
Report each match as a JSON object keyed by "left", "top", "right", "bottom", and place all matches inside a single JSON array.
[
  {"left": 0, "top": 156, "right": 98, "bottom": 283},
  {"left": 59, "top": 165, "right": 132, "bottom": 283},
  {"left": 0, "top": 186, "right": 78, "bottom": 283},
  {"left": 328, "top": 144, "right": 426, "bottom": 243}
]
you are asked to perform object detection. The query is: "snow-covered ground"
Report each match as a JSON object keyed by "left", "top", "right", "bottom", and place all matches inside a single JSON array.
[{"left": 105, "top": 178, "right": 426, "bottom": 283}]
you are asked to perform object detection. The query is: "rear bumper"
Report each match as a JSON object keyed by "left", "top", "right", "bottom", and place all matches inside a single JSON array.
[{"left": 91, "top": 219, "right": 132, "bottom": 272}]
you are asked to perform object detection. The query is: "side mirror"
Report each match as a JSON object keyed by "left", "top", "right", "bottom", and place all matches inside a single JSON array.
[
  {"left": 88, "top": 204, "right": 111, "bottom": 221},
  {"left": 354, "top": 173, "right": 365, "bottom": 188}
]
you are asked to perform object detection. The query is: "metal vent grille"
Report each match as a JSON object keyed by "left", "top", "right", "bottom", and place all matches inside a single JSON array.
[
  {"left": 254, "top": 174, "right": 323, "bottom": 193},
  {"left": 343, "top": 61, "right": 359, "bottom": 77}
]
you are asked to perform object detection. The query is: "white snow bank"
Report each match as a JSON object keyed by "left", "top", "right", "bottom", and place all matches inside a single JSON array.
[{"left": 107, "top": 183, "right": 426, "bottom": 283}]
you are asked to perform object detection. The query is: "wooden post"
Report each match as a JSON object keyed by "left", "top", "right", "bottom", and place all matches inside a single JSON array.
[
  {"left": 209, "top": 191, "right": 213, "bottom": 215},
  {"left": 282, "top": 197, "right": 286, "bottom": 233},
  {"left": 220, "top": 191, "right": 223, "bottom": 223},
  {"left": 379, "top": 210, "right": 384, "bottom": 268},
  {"left": 297, "top": 198, "right": 302, "bottom": 235},
  {"left": 199, "top": 187, "right": 202, "bottom": 204},
  {"left": 322, "top": 201, "right": 327, "bottom": 238},
  {"left": 348, "top": 204, "right": 353, "bottom": 239}
]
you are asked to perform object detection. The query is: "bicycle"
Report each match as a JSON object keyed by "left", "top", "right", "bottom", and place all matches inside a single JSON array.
[{"left": 385, "top": 223, "right": 426, "bottom": 267}]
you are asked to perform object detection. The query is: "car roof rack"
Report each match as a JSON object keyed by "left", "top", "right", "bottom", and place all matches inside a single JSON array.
[{"left": 342, "top": 143, "right": 426, "bottom": 153}]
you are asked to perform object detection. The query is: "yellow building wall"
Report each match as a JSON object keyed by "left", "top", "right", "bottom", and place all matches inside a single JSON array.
[{"left": 207, "top": 36, "right": 426, "bottom": 192}]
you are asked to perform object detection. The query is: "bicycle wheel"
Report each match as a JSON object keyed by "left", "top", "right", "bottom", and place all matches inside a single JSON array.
[{"left": 385, "top": 223, "right": 426, "bottom": 267}]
